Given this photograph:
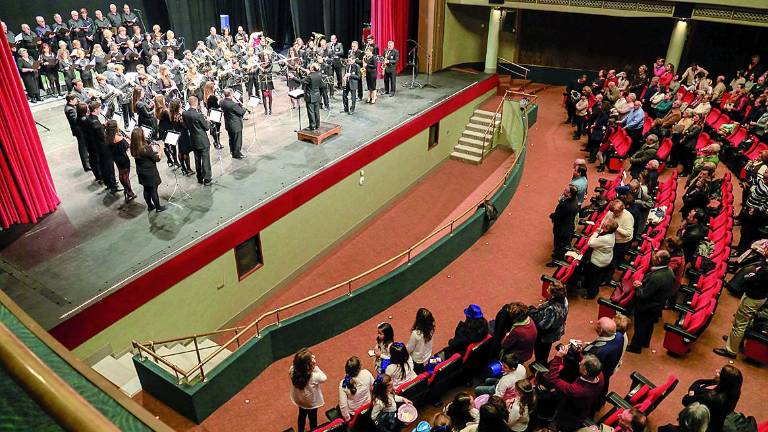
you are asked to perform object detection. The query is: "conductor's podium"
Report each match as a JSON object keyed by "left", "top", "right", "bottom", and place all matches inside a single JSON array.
[{"left": 297, "top": 122, "right": 341, "bottom": 145}]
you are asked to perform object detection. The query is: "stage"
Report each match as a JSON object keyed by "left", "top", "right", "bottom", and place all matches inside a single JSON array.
[{"left": 0, "top": 70, "right": 496, "bottom": 347}]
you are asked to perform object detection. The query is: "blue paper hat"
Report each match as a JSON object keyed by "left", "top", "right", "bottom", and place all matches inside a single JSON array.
[
  {"left": 464, "top": 304, "right": 483, "bottom": 319},
  {"left": 615, "top": 185, "right": 631, "bottom": 196},
  {"left": 412, "top": 421, "right": 431, "bottom": 432}
]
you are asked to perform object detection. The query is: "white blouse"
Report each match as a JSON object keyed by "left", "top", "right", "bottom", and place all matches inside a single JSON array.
[
  {"left": 385, "top": 357, "right": 416, "bottom": 389},
  {"left": 289, "top": 365, "right": 327, "bottom": 409},
  {"left": 406, "top": 329, "right": 433, "bottom": 364},
  {"left": 338, "top": 369, "right": 374, "bottom": 420}
]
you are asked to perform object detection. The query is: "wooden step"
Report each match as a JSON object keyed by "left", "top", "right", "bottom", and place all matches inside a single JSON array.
[{"left": 450, "top": 151, "right": 482, "bottom": 164}]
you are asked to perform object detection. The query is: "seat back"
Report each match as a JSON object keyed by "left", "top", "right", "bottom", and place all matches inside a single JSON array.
[
  {"left": 427, "top": 353, "right": 463, "bottom": 403},
  {"left": 312, "top": 419, "right": 347, "bottom": 432},
  {"left": 705, "top": 107, "right": 722, "bottom": 126},
  {"left": 347, "top": 403, "right": 372, "bottom": 431},
  {"left": 396, "top": 372, "right": 430, "bottom": 407},
  {"left": 636, "top": 375, "right": 679, "bottom": 414}
]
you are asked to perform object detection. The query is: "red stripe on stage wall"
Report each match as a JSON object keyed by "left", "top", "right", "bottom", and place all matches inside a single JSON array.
[{"left": 50, "top": 75, "right": 499, "bottom": 349}]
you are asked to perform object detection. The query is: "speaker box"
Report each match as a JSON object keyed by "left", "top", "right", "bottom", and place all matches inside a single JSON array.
[{"left": 673, "top": 4, "right": 693, "bottom": 19}]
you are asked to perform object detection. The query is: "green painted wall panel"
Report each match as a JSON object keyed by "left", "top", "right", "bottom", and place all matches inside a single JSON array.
[{"left": 75, "top": 89, "right": 495, "bottom": 359}]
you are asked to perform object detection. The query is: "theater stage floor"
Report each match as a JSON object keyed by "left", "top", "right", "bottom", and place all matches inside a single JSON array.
[{"left": 0, "top": 70, "right": 489, "bottom": 331}]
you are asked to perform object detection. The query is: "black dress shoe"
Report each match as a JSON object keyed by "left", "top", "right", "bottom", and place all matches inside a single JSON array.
[
  {"left": 233, "top": 154, "right": 247, "bottom": 159},
  {"left": 155, "top": 205, "right": 167, "bottom": 213},
  {"left": 147, "top": 204, "right": 155, "bottom": 212},
  {"left": 545, "top": 261, "right": 558, "bottom": 268},
  {"left": 625, "top": 345, "right": 642, "bottom": 354},
  {"left": 713, "top": 348, "right": 736, "bottom": 359},
  {"left": 203, "top": 179, "right": 212, "bottom": 186}
]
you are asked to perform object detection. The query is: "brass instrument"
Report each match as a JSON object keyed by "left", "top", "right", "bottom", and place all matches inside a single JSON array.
[
  {"left": 264, "top": 36, "right": 274, "bottom": 47},
  {"left": 379, "top": 49, "right": 391, "bottom": 75},
  {"left": 361, "top": 54, "right": 373, "bottom": 80},
  {"left": 312, "top": 32, "right": 325, "bottom": 43}
]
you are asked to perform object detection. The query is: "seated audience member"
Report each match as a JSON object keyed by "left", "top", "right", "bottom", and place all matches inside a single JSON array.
[
  {"left": 371, "top": 374, "right": 412, "bottom": 432},
  {"left": 374, "top": 322, "right": 395, "bottom": 374},
  {"left": 689, "top": 145, "right": 720, "bottom": 184},
  {"left": 677, "top": 208, "right": 707, "bottom": 263},
  {"left": 652, "top": 100, "right": 682, "bottom": 136},
  {"left": 549, "top": 185, "right": 580, "bottom": 264},
  {"left": 385, "top": 343, "right": 416, "bottom": 389},
  {"left": 544, "top": 347, "right": 604, "bottom": 431},
  {"left": 445, "top": 392, "right": 479, "bottom": 431},
  {"left": 710, "top": 75, "right": 727, "bottom": 104},
  {"left": 581, "top": 219, "right": 617, "bottom": 299},
  {"left": 680, "top": 178, "right": 711, "bottom": 219},
  {"left": 692, "top": 94, "right": 712, "bottom": 118},
  {"left": 659, "top": 402, "right": 711, "bottom": 432},
  {"left": 475, "top": 352, "right": 526, "bottom": 399},
  {"left": 681, "top": 365, "right": 743, "bottom": 432},
  {"left": 627, "top": 251, "right": 676, "bottom": 354},
  {"left": 628, "top": 134, "right": 659, "bottom": 178},
  {"left": 500, "top": 302, "right": 538, "bottom": 363},
  {"left": 730, "top": 71, "right": 746, "bottom": 92},
  {"left": 614, "top": 408, "right": 648, "bottom": 432},
  {"left": 407, "top": 308, "right": 435, "bottom": 373},
  {"left": 748, "top": 108, "right": 768, "bottom": 138},
  {"left": 448, "top": 304, "right": 489, "bottom": 356},
  {"left": 654, "top": 93, "right": 675, "bottom": 119},
  {"left": 460, "top": 402, "right": 512, "bottom": 432},
  {"left": 530, "top": 281, "right": 569, "bottom": 363},
  {"left": 432, "top": 413, "right": 451, "bottom": 431},
  {"left": 506, "top": 379, "right": 536, "bottom": 432},
  {"left": 338, "top": 356, "right": 374, "bottom": 421}
]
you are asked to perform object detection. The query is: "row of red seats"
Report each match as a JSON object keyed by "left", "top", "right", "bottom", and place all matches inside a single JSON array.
[
  {"left": 662, "top": 176, "right": 734, "bottom": 356},
  {"left": 311, "top": 335, "right": 495, "bottom": 431},
  {"left": 596, "top": 372, "right": 679, "bottom": 428},
  {"left": 596, "top": 173, "right": 679, "bottom": 319}
]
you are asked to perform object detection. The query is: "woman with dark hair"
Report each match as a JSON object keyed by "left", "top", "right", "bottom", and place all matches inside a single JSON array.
[
  {"left": 371, "top": 374, "right": 411, "bottom": 432},
  {"left": 133, "top": 87, "right": 155, "bottom": 129},
  {"left": 130, "top": 127, "right": 165, "bottom": 212},
  {"left": 407, "top": 308, "right": 435, "bottom": 373},
  {"left": 289, "top": 348, "right": 327, "bottom": 432},
  {"left": 466, "top": 402, "right": 512, "bottom": 432},
  {"left": 374, "top": 322, "right": 395, "bottom": 374},
  {"left": 682, "top": 365, "right": 743, "bottom": 432},
  {"left": 105, "top": 120, "right": 136, "bottom": 202},
  {"left": 448, "top": 304, "right": 489, "bottom": 357},
  {"left": 500, "top": 302, "right": 537, "bottom": 363},
  {"left": 169, "top": 98, "right": 193, "bottom": 176},
  {"left": 338, "top": 356, "right": 374, "bottom": 421},
  {"left": 530, "top": 281, "right": 569, "bottom": 364},
  {"left": 445, "top": 392, "right": 478, "bottom": 431},
  {"left": 385, "top": 342, "right": 416, "bottom": 389}
]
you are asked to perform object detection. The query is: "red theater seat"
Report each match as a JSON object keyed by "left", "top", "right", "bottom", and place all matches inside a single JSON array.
[
  {"left": 663, "top": 297, "right": 718, "bottom": 356},
  {"left": 346, "top": 403, "right": 372, "bottom": 431},
  {"left": 396, "top": 372, "right": 430, "bottom": 407},
  {"left": 312, "top": 419, "right": 346, "bottom": 432},
  {"left": 743, "top": 329, "right": 768, "bottom": 365}
]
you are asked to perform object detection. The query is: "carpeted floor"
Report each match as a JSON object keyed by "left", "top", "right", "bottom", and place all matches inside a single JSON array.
[{"left": 135, "top": 86, "right": 767, "bottom": 431}]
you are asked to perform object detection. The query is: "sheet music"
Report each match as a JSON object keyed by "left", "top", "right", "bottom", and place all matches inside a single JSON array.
[
  {"left": 164, "top": 131, "right": 180, "bottom": 146},
  {"left": 208, "top": 109, "right": 223, "bottom": 123},
  {"left": 247, "top": 97, "right": 260, "bottom": 107},
  {"left": 14, "top": 34, "right": 22, "bottom": 42},
  {"left": 141, "top": 126, "right": 153, "bottom": 139}
]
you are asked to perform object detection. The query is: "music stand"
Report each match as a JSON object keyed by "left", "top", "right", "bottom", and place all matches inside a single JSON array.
[
  {"left": 164, "top": 131, "right": 191, "bottom": 207},
  {"left": 208, "top": 109, "right": 226, "bottom": 178},
  {"left": 288, "top": 89, "right": 305, "bottom": 131}
]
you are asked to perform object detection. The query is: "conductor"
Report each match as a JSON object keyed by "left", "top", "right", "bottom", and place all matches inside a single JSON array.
[
  {"left": 219, "top": 88, "right": 247, "bottom": 159},
  {"left": 183, "top": 96, "right": 213, "bottom": 185},
  {"left": 303, "top": 63, "right": 326, "bottom": 131}
]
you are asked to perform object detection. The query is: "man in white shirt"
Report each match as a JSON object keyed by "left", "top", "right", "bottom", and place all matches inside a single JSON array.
[{"left": 474, "top": 352, "right": 526, "bottom": 400}]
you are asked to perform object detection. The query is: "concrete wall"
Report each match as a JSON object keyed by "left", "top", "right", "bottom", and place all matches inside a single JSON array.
[
  {"left": 442, "top": 3, "right": 488, "bottom": 68},
  {"left": 74, "top": 89, "right": 495, "bottom": 359}
]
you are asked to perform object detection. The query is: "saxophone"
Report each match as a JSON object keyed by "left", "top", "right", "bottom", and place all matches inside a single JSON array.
[{"left": 361, "top": 54, "right": 369, "bottom": 80}]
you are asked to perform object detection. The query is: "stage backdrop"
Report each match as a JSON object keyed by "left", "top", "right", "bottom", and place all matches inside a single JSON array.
[
  {"left": 371, "top": 0, "right": 409, "bottom": 73},
  {"left": 0, "top": 33, "right": 59, "bottom": 229}
]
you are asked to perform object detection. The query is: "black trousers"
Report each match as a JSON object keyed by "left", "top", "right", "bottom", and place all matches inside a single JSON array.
[
  {"left": 193, "top": 147, "right": 212, "bottom": 182},
  {"left": 552, "top": 231, "right": 572, "bottom": 261},
  {"left": 534, "top": 339, "right": 553, "bottom": 365},
  {"left": 210, "top": 123, "right": 221, "bottom": 148},
  {"left": 86, "top": 141, "right": 102, "bottom": 181},
  {"left": 320, "top": 87, "right": 329, "bottom": 109},
  {"left": 384, "top": 70, "right": 396, "bottom": 94},
  {"left": 306, "top": 101, "right": 320, "bottom": 129},
  {"left": 100, "top": 153, "right": 117, "bottom": 190},
  {"left": 583, "top": 261, "right": 609, "bottom": 298},
  {"left": 227, "top": 129, "right": 243, "bottom": 157},
  {"left": 121, "top": 103, "right": 132, "bottom": 130},
  {"left": 142, "top": 185, "right": 161, "bottom": 209},
  {"left": 626, "top": 128, "right": 643, "bottom": 154},
  {"left": 343, "top": 85, "right": 357, "bottom": 112},
  {"left": 297, "top": 407, "right": 318, "bottom": 432},
  {"left": 630, "top": 309, "right": 660, "bottom": 349},
  {"left": 75, "top": 132, "right": 89, "bottom": 171},
  {"left": 333, "top": 64, "right": 343, "bottom": 88}
]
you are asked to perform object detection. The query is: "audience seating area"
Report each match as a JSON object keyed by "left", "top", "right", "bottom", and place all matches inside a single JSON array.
[{"left": 598, "top": 372, "right": 680, "bottom": 427}]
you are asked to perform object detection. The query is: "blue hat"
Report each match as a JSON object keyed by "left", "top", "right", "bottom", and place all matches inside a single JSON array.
[
  {"left": 464, "top": 304, "right": 483, "bottom": 319},
  {"left": 615, "top": 185, "right": 631, "bottom": 196},
  {"left": 412, "top": 421, "right": 431, "bottom": 432}
]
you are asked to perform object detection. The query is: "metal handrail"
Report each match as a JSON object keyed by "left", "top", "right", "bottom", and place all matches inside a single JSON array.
[
  {"left": 498, "top": 56, "right": 530, "bottom": 72},
  {"left": 480, "top": 90, "right": 513, "bottom": 162},
  {"left": 134, "top": 116, "right": 532, "bottom": 384},
  {"left": 497, "top": 57, "right": 530, "bottom": 90}
]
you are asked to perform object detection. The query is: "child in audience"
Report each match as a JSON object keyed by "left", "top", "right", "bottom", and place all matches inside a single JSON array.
[
  {"left": 289, "top": 348, "right": 327, "bottom": 432},
  {"left": 385, "top": 342, "right": 417, "bottom": 389},
  {"left": 407, "top": 308, "right": 435, "bottom": 373},
  {"left": 474, "top": 352, "right": 527, "bottom": 401},
  {"left": 374, "top": 322, "right": 395, "bottom": 374},
  {"left": 371, "top": 374, "right": 411, "bottom": 432},
  {"left": 445, "top": 392, "right": 479, "bottom": 430},
  {"left": 431, "top": 413, "right": 451, "bottom": 431},
  {"left": 506, "top": 379, "right": 536, "bottom": 432},
  {"left": 338, "top": 356, "right": 374, "bottom": 421}
]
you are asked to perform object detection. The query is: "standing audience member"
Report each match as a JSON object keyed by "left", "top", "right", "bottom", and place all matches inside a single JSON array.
[
  {"left": 581, "top": 219, "right": 618, "bottom": 299},
  {"left": 407, "top": 308, "right": 435, "bottom": 373},
  {"left": 289, "top": 348, "right": 327, "bottom": 432},
  {"left": 130, "top": 127, "right": 165, "bottom": 212},
  {"left": 681, "top": 365, "right": 743, "bottom": 432},
  {"left": 549, "top": 185, "right": 580, "bottom": 266},
  {"left": 714, "top": 259, "right": 768, "bottom": 359},
  {"left": 474, "top": 352, "right": 526, "bottom": 399},
  {"left": 338, "top": 356, "right": 374, "bottom": 421},
  {"left": 448, "top": 304, "right": 489, "bottom": 357},
  {"left": 604, "top": 200, "right": 635, "bottom": 280},
  {"left": 500, "top": 302, "right": 538, "bottom": 363},
  {"left": 582, "top": 317, "right": 625, "bottom": 404},
  {"left": 659, "top": 403, "right": 711, "bottom": 432},
  {"left": 529, "top": 282, "right": 569, "bottom": 363},
  {"left": 544, "top": 347, "right": 604, "bottom": 431},
  {"left": 627, "top": 251, "right": 676, "bottom": 353}
]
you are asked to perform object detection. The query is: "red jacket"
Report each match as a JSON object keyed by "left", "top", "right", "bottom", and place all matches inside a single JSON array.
[{"left": 545, "top": 356, "right": 605, "bottom": 430}]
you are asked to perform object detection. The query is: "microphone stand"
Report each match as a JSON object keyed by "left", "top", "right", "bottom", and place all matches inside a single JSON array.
[
  {"left": 133, "top": 9, "right": 148, "bottom": 33},
  {"left": 402, "top": 40, "right": 422, "bottom": 89}
]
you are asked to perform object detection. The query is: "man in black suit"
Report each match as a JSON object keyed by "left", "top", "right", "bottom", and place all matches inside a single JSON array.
[
  {"left": 329, "top": 34, "right": 344, "bottom": 90},
  {"left": 219, "top": 89, "right": 247, "bottom": 159},
  {"left": 348, "top": 41, "right": 364, "bottom": 100},
  {"left": 183, "top": 96, "right": 213, "bottom": 185},
  {"left": 342, "top": 56, "right": 361, "bottom": 115},
  {"left": 64, "top": 94, "right": 89, "bottom": 172},
  {"left": 626, "top": 250, "right": 676, "bottom": 353},
  {"left": 382, "top": 40, "right": 399, "bottom": 96},
  {"left": 548, "top": 185, "right": 579, "bottom": 265},
  {"left": 85, "top": 101, "right": 119, "bottom": 193},
  {"left": 303, "top": 64, "right": 325, "bottom": 131}
]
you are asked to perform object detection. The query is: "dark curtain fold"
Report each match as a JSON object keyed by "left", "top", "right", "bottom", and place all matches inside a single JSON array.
[
  {"left": 164, "top": 0, "right": 217, "bottom": 44},
  {"left": 214, "top": 0, "right": 248, "bottom": 35},
  {"left": 323, "top": 0, "right": 368, "bottom": 47},
  {"left": 251, "top": 0, "right": 295, "bottom": 49},
  {"left": 0, "top": 34, "right": 60, "bottom": 229}
]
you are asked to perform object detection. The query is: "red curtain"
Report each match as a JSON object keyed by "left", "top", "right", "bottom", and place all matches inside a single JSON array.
[
  {"left": 370, "top": 0, "right": 410, "bottom": 74},
  {"left": 0, "top": 38, "right": 60, "bottom": 229}
]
